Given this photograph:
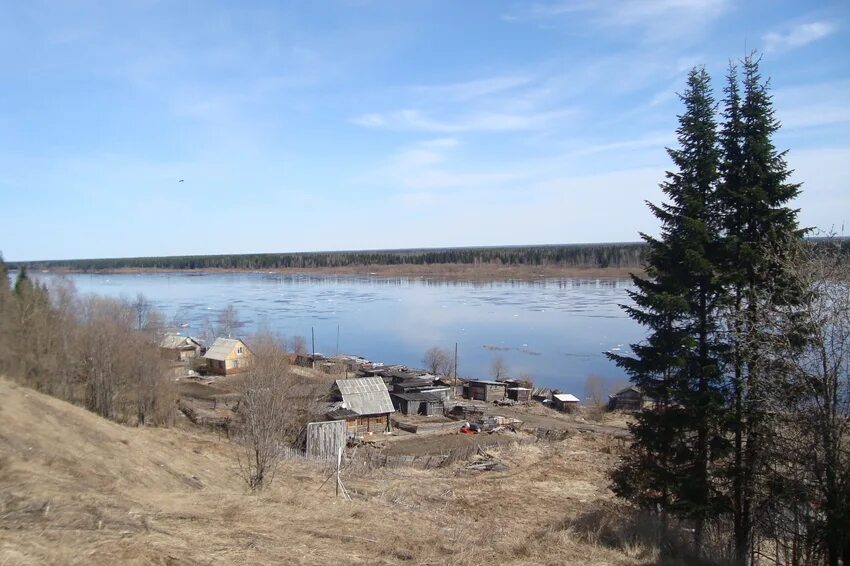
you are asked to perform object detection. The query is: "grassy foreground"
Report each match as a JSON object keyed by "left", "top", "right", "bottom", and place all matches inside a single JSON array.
[{"left": 0, "top": 378, "right": 662, "bottom": 565}]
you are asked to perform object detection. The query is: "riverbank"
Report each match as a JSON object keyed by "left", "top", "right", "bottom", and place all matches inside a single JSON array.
[{"left": 42, "top": 263, "right": 643, "bottom": 281}]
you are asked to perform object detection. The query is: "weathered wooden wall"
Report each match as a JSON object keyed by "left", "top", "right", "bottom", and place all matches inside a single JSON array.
[{"left": 306, "top": 420, "right": 346, "bottom": 461}]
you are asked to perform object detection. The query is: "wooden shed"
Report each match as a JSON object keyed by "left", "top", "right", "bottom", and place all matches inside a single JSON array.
[
  {"left": 203, "top": 338, "right": 254, "bottom": 375},
  {"left": 159, "top": 334, "right": 203, "bottom": 362},
  {"left": 507, "top": 387, "right": 531, "bottom": 402},
  {"left": 552, "top": 393, "right": 580, "bottom": 412},
  {"left": 466, "top": 380, "right": 508, "bottom": 402},
  {"left": 608, "top": 386, "right": 644, "bottom": 412},
  {"left": 391, "top": 391, "right": 445, "bottom": 416}
]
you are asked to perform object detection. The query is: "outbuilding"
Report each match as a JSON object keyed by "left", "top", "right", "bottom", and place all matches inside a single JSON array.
[
  {"left": 608, "top": 385, "right": 645, "bottom": 411},
  {"left": 507, "top": 387, "right": 531, "bottom": 402},
  {"left": 391, "top": 391, "right": 445, "bottom": 416},
  {"left": 465, "top": 380, "right": 508, "bottom": 402},
  {"left": 159, "top": 334, "right": 203, "bottom": 362},
  {"left": 552, "top": 393, "right": 580, "bottom": 412}
]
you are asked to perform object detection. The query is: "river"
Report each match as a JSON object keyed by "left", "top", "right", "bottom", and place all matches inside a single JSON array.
[{"left": 34, "top": 271, "right": 643, "bottom": 395}]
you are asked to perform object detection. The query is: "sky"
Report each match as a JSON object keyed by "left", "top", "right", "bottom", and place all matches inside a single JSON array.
[{"left": 1, "top": 0, "right": 848, "bottom": 261}]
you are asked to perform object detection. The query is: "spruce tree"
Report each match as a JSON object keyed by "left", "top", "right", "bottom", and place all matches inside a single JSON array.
[
  {"left": 609, "top": 67, "right": 728, "bottom": 554},
  {"left": 717, "top": 53, "right": 803, "bottom": 564}
]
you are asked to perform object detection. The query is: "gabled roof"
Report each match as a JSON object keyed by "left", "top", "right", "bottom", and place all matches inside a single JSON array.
[
  {"left": 553, "top": 393, "right": 580, "bottom": 403},
  {"left": 611, "top": 385, "right": 641, "bottom": 397},
  {"left": 204, "top": 338, "right": 251, "bottom": 361},
  {"left": 335, "top": 377, "right": 394, "bottom": 416},
  {"left": 160, "top": 334, "right": 202, "bottom": 350}
]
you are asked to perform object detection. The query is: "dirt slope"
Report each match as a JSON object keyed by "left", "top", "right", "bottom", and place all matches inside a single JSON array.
[{"left": 0, "top": 379, "right": 653, "bottom": 565}]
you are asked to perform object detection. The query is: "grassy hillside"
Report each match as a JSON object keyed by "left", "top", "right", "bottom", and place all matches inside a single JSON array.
[{"left": 0, "top": 378, "right": 663, "bottom": 565}]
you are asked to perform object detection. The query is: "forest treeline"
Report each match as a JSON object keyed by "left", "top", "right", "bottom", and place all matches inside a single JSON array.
[{"left": 11, "top": 242, "right": 648, "bottom": 271}]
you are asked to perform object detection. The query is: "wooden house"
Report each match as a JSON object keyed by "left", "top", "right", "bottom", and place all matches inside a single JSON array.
[
  {"left": 159, "top": 334, "right": 203, "bottom": 362},
  {"left": 552, "top": 393, "right": 580, "bottom": 412},
  {"left": 608, "top": 386, "right": 644, "bottom": 412},
  {"left": 327, "top": 377, "right": 395, "bottom": 435},
  {"left": 465, "top": 380, "right": 508, "bottom": 402},
  {"left": 204, "top": 338, "right": 254, "bottom": 375}
]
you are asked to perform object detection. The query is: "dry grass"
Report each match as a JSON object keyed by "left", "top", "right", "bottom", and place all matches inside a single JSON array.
[{"left": 0, "top": 377, "right": 659, "bottom": 565}]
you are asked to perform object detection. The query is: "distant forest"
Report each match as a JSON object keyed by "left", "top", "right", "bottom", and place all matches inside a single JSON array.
[{"left": 12, "top": 242, "right": 649, "bottom": 272}]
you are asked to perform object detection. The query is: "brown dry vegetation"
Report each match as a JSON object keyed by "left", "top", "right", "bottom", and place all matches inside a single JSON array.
[{"left": 0, "top": 377, "right": 671, "bottom": 566}]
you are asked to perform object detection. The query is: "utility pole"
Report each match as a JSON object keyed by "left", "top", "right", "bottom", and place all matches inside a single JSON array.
[{"left": 454, "top": 342, "right": 458, "bottom": 388}]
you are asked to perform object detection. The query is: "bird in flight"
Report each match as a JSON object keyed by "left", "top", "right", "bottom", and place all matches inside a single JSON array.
[{"left": 178, "top": 179, "right": 185, "bottom": 183}]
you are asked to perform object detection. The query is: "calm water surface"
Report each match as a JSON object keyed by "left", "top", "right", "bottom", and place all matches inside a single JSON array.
[{"left": 37, "top": 272, "right": 643, "bottom": 394}]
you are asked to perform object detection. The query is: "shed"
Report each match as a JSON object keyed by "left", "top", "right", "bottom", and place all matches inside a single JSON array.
[
  {"left": 203, "top": 338, "right": 253, "bottom": 375},
  {"left": 390, "top": 391, "right": 445, "bottom": 416},
  {"left": 328, "top": 377, "right": 395, "bottom": 434},
  {"left": 608, "top": 386, "right": 645, "bottom": 412},
  {"left": 159, "top": 334, "right": 203, "bottom": 362},
  {"left": 507, "top": 387, "right": 531, "bottom": 402},
  {"left": 466, "top": 380, "right": 508, "bottom": 402},
  {"left": 552, "top": 393, "right": 580, "bottom": 412}
]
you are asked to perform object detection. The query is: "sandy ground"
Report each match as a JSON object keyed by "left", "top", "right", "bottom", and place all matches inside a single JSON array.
[{"left": 0, "top": 377, "right": 667, "bottom": 565}]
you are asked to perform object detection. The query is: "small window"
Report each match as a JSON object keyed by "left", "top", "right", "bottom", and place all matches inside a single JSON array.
[{"left": 237, "top": 347, "right": 243, "bottom": 354}]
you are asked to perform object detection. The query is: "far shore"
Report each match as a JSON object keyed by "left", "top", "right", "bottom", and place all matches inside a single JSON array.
[{"left": 40, "top": 263, "right": 643, "bottom": 281}]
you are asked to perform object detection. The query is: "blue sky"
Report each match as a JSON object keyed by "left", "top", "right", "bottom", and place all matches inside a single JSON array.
[{"left": 1, "top": 0, "right": 848, "bottom": 261}]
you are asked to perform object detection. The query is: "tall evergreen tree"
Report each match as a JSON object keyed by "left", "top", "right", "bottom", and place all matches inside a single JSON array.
[
  {"left": 717, "top": 53, "right": 803, "bottom": 564},
  {"left": 609, "top": 67, "right": 728, "bottom": 554}
]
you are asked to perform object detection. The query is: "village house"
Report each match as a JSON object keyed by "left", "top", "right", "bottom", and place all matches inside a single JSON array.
[
  {"left": 203, "top": 337, "right": 254, "bottom": 376},
  {"left": 159, "top": 334, "right": 203, "bottom": 362},
  {"left": 552, "top": 393, "right": 580, "bottom": 412},
  {"left": 465, "top": 379, "right": 508, "bottom": 402},
  {"left": 327, "top": 377, "right": 395, "bottom": 435},
  {"left": 608, "top": 385, "right": 645, "bottom": 412}
]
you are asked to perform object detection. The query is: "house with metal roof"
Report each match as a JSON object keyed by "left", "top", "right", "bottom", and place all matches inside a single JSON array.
[
  {"left": 327, "top": 377, "right": 395, "bottom": 434},
  {"left": 159, "top": 334, "right": 203, "bottom": 362},
  {"left": 203, "top": 338, "right": 253, "bottom": 375}
]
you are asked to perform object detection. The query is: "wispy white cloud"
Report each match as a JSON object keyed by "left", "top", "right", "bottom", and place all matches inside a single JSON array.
[
  {"left": 763, "top": 21, "right": 838, "bottom": 53},
  {"left": 504, "top": 0, "right": 730, "bottom": 42},
  {"left": 411, "top": 75, "right": 533, "bottom": 101},
  {"left": 352, "top": 107, "right": 575, "bottom": 133}
]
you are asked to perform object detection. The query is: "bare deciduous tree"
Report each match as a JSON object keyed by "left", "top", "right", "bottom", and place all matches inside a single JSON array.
[
  {"left": 584, "top": 374, "right": 607, "bottom": 408},
  {"left": 235, "top": 333, "right": 321, "bottom": 491},
  {"left": 749, "top": 236, "right": 850, "bottom": 564},
  {"left": 216, "top": 304, "right": 242, "bottom": 339},
  {"left": 490, "top": 355, "right": 508, "bottom": 381},
  {"left": 423, "top": 346, "right": 454, "bottom": 376},
  {"left": 291, "top": 335, "right": 308, "bottom": 356}
]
